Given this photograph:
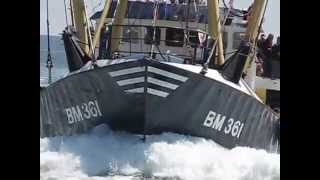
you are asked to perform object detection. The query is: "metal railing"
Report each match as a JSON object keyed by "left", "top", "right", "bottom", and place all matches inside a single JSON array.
[{"left": 102, "top": 24, "right": 212, "bottom": 64}]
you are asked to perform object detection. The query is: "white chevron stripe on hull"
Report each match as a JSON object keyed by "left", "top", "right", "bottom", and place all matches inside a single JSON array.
[
  {"left": 147, "top": 77, "right": 179, "bottom": 90},
  {"left": 148, "top": 66, "right": 188, "bottom": 82},
  {"left": 109, "top": 65, "right": 189, "bottom": 98},
  {"left": 117, "top": 76, "right": 179, "bottom": 90},
  {"left": 124, "top": 87, "right": 169, "bottom": 98},
  {"left": 125, "top": 87, "right": 144, "bottom": 93},
  {"left": 109, "top": 67, "right": 146, "bottom": 77},
  {"left": 147, "top": 88, "right": 169, "bottom": 97},
  {"left": 108, "top": 66, "right": 189, "bottom": 83},
  {"left": 116, "top": 77, "right": 145, "bottom": 86}
]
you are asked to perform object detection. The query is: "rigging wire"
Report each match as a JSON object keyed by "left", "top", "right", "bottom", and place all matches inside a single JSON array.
[{"left": 46, "top": 0, "right": 53, "bottom": 84}]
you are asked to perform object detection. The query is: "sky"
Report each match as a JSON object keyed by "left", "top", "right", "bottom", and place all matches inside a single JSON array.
[{"left": 40, "top": 0, "right": 279, "bottom": 37}]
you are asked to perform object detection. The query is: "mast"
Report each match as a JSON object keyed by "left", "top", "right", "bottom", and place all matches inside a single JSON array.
[
  {"left": 70, "top": 0, "right": 90, "bottom": 54},
  {"left": 88, "top": 0, "right": 113, "bottom": 57},
  {"left": 207, "top": 0, "right": 224, "bottom": 65},
  {"left": 111, "top": 0, "right": 128, "bottom": 54}
]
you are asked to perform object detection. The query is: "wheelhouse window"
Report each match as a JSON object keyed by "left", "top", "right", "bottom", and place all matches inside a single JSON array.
[
  {"left": 233, "top": 32, "right": 245, "bottom": 49},
  {"left": 144, "top": 26, "right": 161, "bottom": 45},
  {"left": 122, "top": 26, "right": 139, "bottom": 44},
  {"left": 165, "top": 28, "right": 184, "bottom": 47}
]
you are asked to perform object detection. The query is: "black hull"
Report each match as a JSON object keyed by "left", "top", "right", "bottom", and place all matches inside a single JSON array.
[{"left": 40, "top": 58, "right": 279, "bottom": 152}]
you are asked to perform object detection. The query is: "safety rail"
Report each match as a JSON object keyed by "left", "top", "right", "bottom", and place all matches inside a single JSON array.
[{"left": 99, "top": 24, "right": 212, "bottom": 64}]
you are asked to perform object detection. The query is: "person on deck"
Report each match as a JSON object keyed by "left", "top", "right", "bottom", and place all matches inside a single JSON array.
[
  {"left": 267, "top": 36, "right": 280, "bottom": 79},
  {"left": 202, "top": 36, "right": 215, "bottom": 66},
  {"left": 256, "top": 33, "right": 266, "bottom": 75},
  {"left": 244, "top": 4, "right": 252, "bottom": 21},
  {"left": 261, "top": 33, "right": 274, "bottom": 77},
  {"left": 98, "top": 25, "right": 110, "bottom": 59},
  {"left": 272, "top": 36, "right": 280, "bottom": 62},
  {"left": 261, "top": 34, "right": 273, "bottom": 56},
  {"left": 257, "top": 34, "right": 266, "bottom": 48}
]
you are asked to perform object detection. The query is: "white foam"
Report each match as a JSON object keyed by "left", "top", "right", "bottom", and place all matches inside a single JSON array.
[{"left": 40, "top": 124, "right": 280, "bottom": 180}]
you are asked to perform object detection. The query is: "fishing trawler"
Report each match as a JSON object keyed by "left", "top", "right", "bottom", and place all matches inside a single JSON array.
[{"left": 40, "top": 0, "right": 280, "bottom": 152}]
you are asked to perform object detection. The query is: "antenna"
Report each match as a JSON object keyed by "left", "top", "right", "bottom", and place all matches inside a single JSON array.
[{"left": 46, "top": 0, "right": 53, "bottom": 84}]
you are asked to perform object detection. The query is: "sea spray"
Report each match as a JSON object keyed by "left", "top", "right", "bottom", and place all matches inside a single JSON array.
[{"left": 40, "top": 124, "right": 280, "bottom": 180}]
